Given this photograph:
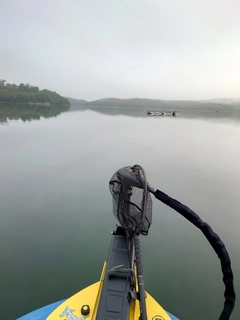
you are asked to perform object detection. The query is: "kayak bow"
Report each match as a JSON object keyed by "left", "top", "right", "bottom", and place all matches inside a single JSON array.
[
  {"left": 17, "top": 164, "right": 235, "bottom": 320},
  {"left": 18, "top": 225, "right": 178, "bottom": 320}
]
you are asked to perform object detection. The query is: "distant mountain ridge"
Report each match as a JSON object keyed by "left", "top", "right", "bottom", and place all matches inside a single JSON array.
[
  {"left": 66, "top": 97, "right": 87, "bottom": 105},
  {"left": 200, "top": 98, "right": 240, "bottom": 105},
  {"left": 68, "top": 97, "right": 240, "bottom": 111}
]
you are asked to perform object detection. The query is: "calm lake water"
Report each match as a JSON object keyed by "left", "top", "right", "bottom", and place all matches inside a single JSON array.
[{"left": 0, "top": 105, "right": 239, "bottom": 320}]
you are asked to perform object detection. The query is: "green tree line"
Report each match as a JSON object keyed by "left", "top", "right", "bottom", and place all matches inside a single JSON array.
[{"left": 0, "top": 79, "right": 70, "bottom": 105}]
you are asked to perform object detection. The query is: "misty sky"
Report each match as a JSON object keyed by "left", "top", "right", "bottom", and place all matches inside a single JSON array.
[{"left": 1, "top": 0, "right": 240, "bottom": 100}]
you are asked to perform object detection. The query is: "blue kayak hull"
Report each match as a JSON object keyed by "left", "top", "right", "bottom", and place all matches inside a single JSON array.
[
  {"left": 17, "top": 300, "right": 66, "bottom": 320},
  {"left": 17, "top": 300, "right": 179, "bottom": 320}
]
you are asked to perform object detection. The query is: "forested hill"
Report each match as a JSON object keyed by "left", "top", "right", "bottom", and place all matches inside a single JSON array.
[
  {"left": 69, "top": 97, "right": 240, "bottom": 111},
  {"left": 0, "top": 80, "right": 70, "bottom": 106}
]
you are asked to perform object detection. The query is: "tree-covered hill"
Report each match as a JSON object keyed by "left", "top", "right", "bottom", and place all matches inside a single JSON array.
[
  {"left": 70, "top": 97, "right": 239, "bottom": 111},
  {"left": 0, "top": 79, "right": 70, "bottom": 106}
]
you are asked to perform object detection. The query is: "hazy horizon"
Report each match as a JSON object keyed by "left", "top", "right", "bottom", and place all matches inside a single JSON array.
[
  {"left": 66, "top": 96, "right": 240, "bottom": 102},
  {"left": 1, "top": 0, "right": 240, "bottom": 101}
]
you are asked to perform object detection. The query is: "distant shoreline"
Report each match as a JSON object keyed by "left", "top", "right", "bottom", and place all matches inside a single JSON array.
[
  {"left": 0, "top": 80, "right": 70, "bottom": 106},
  {"left": 0, "top": 101, "right": 68, "bottom": 106},
  {"left": 67, "top": 97, "right": 240, "bottom": 111}
]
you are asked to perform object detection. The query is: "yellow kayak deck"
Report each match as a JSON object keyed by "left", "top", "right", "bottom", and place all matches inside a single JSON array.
[{"left": 47, "top": 262, "right": 171, "bottom": 320}]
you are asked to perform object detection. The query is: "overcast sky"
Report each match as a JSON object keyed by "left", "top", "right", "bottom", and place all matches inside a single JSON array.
[{"left": 1, "top": 0, "right": 240, "bottom": 100}]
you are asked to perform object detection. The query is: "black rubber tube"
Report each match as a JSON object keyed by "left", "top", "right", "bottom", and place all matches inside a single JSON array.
[
  {"left": 154, "top": 189, "right": 235, "bottom": 320},
  {"left": 134, "top": 235, "right": 147, "bottom": 320}
]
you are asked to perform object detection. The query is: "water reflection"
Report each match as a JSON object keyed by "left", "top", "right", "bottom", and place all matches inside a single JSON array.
[
  {"left": 69, "top": 105, "right": 240, "bottom": 123},
  {"left": 1, "top": 103, "right": 239, "bottom": 125},
  {"left": 0, "top": 103, "right": 70, "bottom": 124},
  {"left": 1, "top": 104, "right": 240, "bottom": 319}
]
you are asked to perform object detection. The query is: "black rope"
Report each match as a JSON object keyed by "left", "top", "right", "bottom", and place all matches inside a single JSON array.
[{"left": 154, "top": 189, "right": 235, "bottom": 320}]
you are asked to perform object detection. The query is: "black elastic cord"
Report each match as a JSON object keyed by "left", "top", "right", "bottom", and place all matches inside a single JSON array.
[{"left": 154, "top": 189, "right": 235, "bottom": 320}]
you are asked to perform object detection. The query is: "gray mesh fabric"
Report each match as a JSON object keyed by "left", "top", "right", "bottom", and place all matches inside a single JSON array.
[{"left": 109, "top": 165, "right": 152, "bottom": 237}]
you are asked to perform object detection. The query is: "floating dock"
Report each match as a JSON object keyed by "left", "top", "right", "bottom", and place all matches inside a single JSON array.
[{"left": 147, "top": 111, "right": 178, "bottom": 116}]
